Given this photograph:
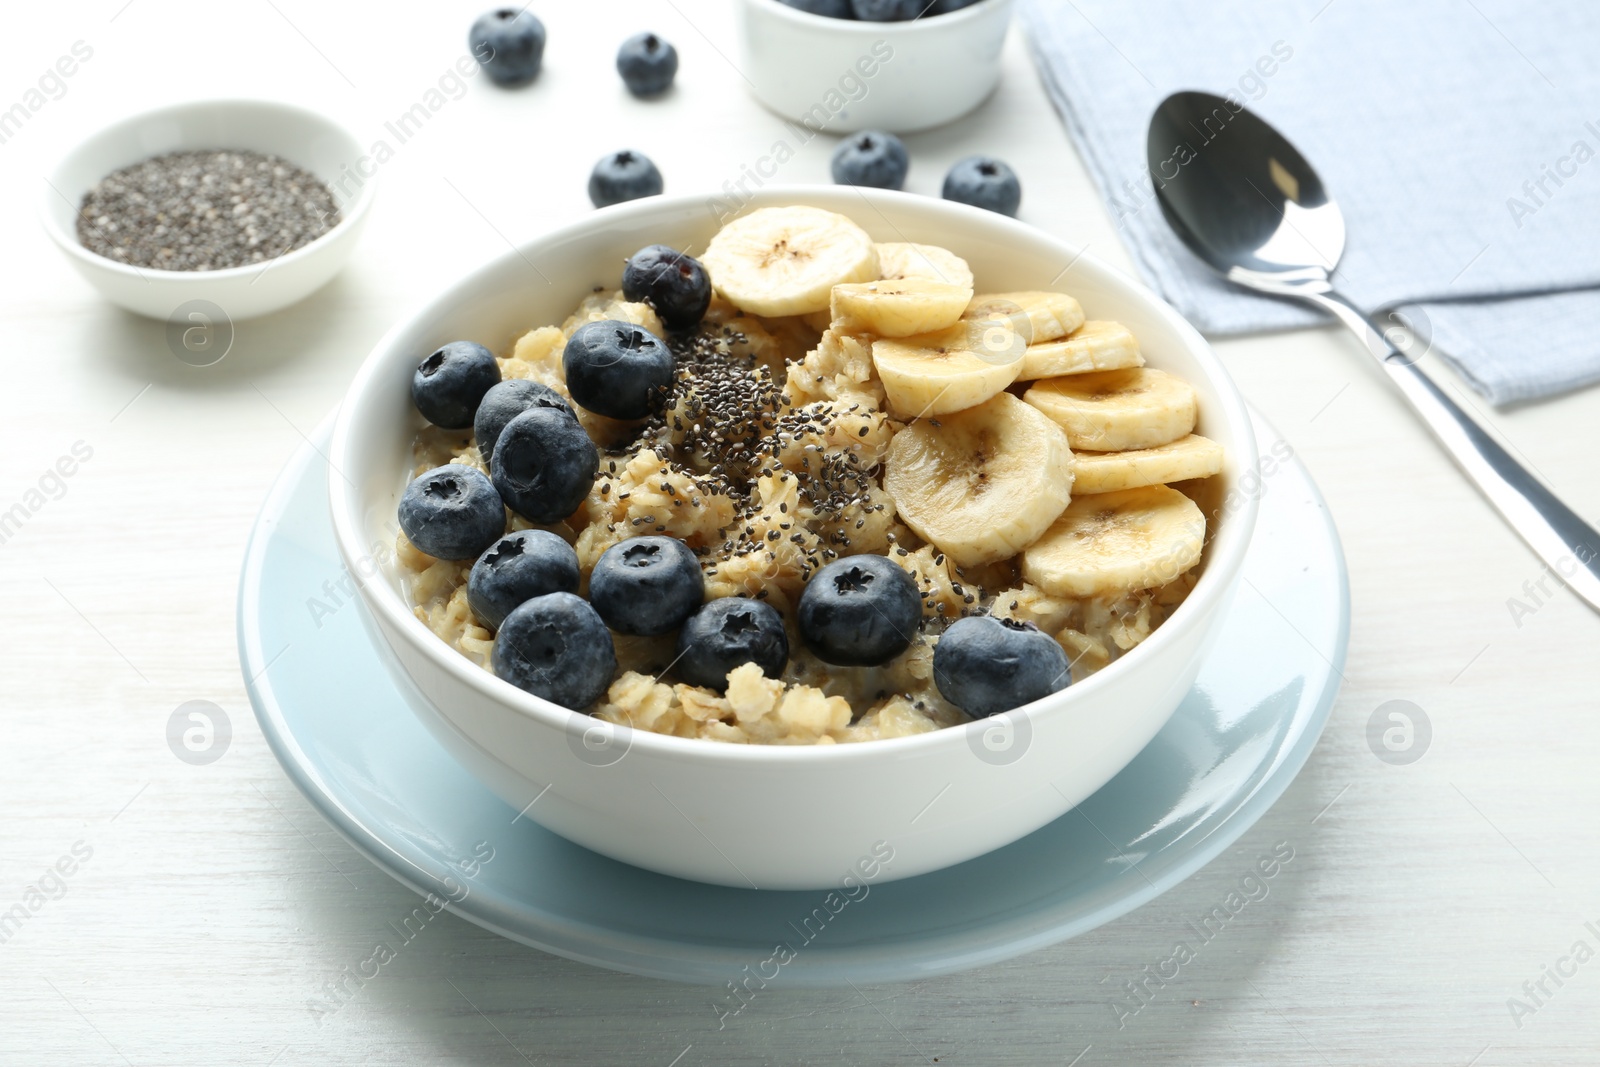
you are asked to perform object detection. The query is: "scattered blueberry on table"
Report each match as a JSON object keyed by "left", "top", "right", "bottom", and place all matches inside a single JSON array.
[
  {"left": 942, "top": 155, "right": 1022, "bottom": 217},
  {"left": 621, "top": 245, "right": 712, "bottom": 332},
  {"left": 468, "top": 8, "right": 547, "bottom": 87},
  {"left": 468, "top": 530, "right": 582, "bottom": 631},
  {"left": 798, "top": 555, "right": 921, "bottom": 666},
  {"left": 489, "top": 405, "right": 599, "bottom": 524},
  {"left": 589, "top": 536, "right": 706, "bottom": 637},
  {"left": 492, "top": 592, "right": 618, "bottom": 709},
  {"left": 411, "top": 341, "right": 501, "bottom": 429},
  {"left": 562, "top": 319, "right": 675, "bottom": 420},
  {"left": 932, "top": 615, "right": 1070, "bottom": 717},
  {"left": 589, "top": 150, "right": 665, "bottom": 208},
  {"left": 617, "top": 32, "right": 679, "bottom": 97},
  {"left": 675, "top": 598, "right": 790, "bottom": 692},
  {"left": 831, "top": 130, "right": 910, "bottom": 191},
  {"left": 474, "top": 379, "right": 572, "bottom": 462},
  {"left": 398, "top": 464, "right": 506, "bottom": 561}
]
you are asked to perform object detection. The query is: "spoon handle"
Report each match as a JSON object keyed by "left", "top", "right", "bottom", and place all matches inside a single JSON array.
[{"left": 1305, "top": 288, "right": 1600, "bottom": 614}]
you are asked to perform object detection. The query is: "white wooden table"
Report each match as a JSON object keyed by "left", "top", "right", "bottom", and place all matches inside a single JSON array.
[{"left": 4, "top": 2, "right": 1598, "bottom": 1064}]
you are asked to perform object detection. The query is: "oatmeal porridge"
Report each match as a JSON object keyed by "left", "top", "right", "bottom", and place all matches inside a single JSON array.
[{"left": 393, "top": 206, "right": 1222, "bottom": 745}]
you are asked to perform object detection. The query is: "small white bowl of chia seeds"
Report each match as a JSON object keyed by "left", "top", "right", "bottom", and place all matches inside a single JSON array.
[{"left": 40, "top": 98, "right": 376, "bottom": 321}]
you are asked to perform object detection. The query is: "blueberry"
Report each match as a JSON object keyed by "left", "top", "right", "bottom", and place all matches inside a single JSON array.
[
  {"left": 797, "top": 555, "right": 921, "bottom": 666},
  {"left": 932, "top": 615, "right": 1070, "bottom": 717},
  {"left": 929, "top": 0, "right": 984, "bottom": 12},
  {"left": 467, "top": 530, "right": 581, "bottom": 631},
  {"left": 411, "top": 341, "right": 501, "bottom": 429},
  {"left": 850, "top": 0, "right": 922, "bottom": 19},
  {"left": 830, "top": 130, "right": 910, "bottom": 191},
  {"left": 562, "top": 319, "right": 675, "bottom": 420},
  {"left": 780, "top": 0, "right": 855, "bottom": 15},
  {"left": 942, "top": 156, "right": 1022, "bottom": 217},
  {"left": 490, "top": 406, "right": 598, "bottom": 524},
  {"left": 675, "top": 598, "right": 789, "bottom": 691},
  {"left": 468, "top": 8, "right": 547, "bottom": 87},
  {"left": 616, "top": 32, "right": 678, "bottom": 97},
  {"left": 492, "top": 593, "right": 617, "bottom": 710},
  {"left": 474, "top": 379, "right": 573, "bottom": 462},
  {"left": 589, "top": 536, "right": 704, "bottom": 636},
  {"left": 621, "top": 245, "right": 712, "bottom": 332},
  {"left": 398, "top": 464, "right": 505, "bottom": 561},
  {"left": 589, "top": 150, "right": 664, "bottom": 208}
]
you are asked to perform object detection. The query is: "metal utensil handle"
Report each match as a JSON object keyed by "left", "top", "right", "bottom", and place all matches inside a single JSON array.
[{"left": 1307, "top": 288, "right": 1600, "bottom": 612}]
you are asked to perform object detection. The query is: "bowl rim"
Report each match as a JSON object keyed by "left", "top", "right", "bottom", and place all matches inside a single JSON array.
[
  {"left": 37, "top": 97, "right": 378, "bottom": 283},
  {"left": 328, "top": 186, "right": 1260, "bottom": 766},
  {"left": 742, "top": 0, "right": 1010, "bottom": 32}
]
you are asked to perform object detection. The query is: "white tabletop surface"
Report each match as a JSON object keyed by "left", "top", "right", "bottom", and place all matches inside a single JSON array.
[{"left": 4, "top": 2, "right": 1599, "bottom": 1064}]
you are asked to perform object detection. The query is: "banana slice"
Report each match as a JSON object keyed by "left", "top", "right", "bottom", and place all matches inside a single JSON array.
[
  {"left": 1023, "top": 367, "right": 1197, "bottom": 451},
  {"left": 964, "top": 291, "right": 1085, "bottom": 344},
  {"left": 702, "top": 206, "right": 879, "bottom": 317},
  {"left": 884, "top": 393, "right": 1075, "bottom": 569},
  {"left": 1021, "top": 486, "right": 1206, "bottom": 598},
  {"left": 1072, "top": 435, "right": 1225, "bottom": 494},
  {"left": 802, "top": 309, "right": 835, "bottom": 333},
  {"left": 875, "top": 242, "right": 975, "bottom": 291},
  {"left": 832, "top": 278, "right": 973, "bottom": 337},
  {"left": 872, "top": 318, "right": 1025, "bottom": 417},
  {"left": 1019, "top": 320, "right": 1143, "bottom": 380}
]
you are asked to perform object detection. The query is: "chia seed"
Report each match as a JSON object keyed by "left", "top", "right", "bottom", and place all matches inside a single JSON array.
[{"left": 77, "top": 149, "right": 340, "bottom": 271}]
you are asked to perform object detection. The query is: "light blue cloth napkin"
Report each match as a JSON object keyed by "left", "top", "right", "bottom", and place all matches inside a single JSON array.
[{"left": 1021, "top": 0, "right": 1600, "bottom": 404}]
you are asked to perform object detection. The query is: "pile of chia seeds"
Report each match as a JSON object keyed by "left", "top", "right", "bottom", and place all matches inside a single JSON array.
[
  {"left": 77, "top": 149, "right": 341, "bottom": 272},
  {"left": 604, "top": 322, "right": 893, "bottom": 585}
]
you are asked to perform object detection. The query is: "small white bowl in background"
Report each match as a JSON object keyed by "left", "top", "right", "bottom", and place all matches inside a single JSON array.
[
  {"left": 328, "top": 186, "right": 1260, "bottom": 891},
  {"left": 734, "top": 0, "right": 1015, "bottom": 134},
  {"left": 39, "top": 99, "right": 375, "bottom": 321}
]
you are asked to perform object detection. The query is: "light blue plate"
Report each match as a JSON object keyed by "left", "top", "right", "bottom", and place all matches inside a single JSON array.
[{"left": 239, "top": 409, "right": 1348, "bottom": 987}]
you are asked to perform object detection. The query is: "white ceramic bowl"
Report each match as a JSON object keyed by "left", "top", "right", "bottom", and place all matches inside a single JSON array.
[
  {"left": 734, "top": 0, "right": 1014, "bottom": 134},
  {"left": 39, "top": 99, "right": 375, "bottom": 321},
  {"left": 328, "top": 187, "right": 1259, "bottom": 890}
]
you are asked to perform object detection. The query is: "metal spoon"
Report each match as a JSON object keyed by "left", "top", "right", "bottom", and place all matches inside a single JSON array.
[{"left": 1148, "top": 90, "right": 1600, "bottom": 614}]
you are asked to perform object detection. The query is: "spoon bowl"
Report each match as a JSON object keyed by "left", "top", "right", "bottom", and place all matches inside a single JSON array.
[{"left": 1148, "top": 91, "right": 1343, "bottom": 279}]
